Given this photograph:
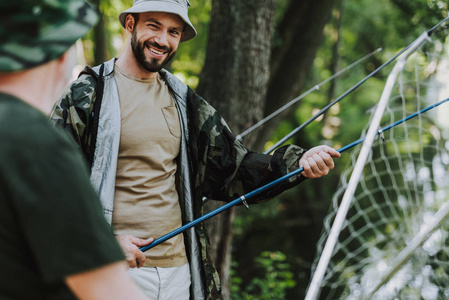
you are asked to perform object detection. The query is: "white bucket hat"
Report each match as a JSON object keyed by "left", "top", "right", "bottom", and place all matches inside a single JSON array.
[{"left": 119, "top": 0, "right": 197, "bottom": 42}]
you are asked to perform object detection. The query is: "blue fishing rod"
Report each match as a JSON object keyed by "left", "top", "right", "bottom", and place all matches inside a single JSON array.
[{"left": 140, "top": 97, "right": 449, "bottom": 252}]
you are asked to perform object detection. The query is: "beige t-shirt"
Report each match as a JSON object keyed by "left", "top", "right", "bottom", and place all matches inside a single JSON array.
[{"left": 112, "top": 65, "right": 187, "bottom": 268}]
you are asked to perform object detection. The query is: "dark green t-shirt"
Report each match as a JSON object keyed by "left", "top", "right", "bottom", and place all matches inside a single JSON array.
[{"left": 0, "top": 93, "right": 125, "bottom": 299}]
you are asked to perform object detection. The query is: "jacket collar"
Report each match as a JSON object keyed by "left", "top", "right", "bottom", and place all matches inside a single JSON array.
[{"left": 94, "top": 58, "right": 188, "bottom": 104}]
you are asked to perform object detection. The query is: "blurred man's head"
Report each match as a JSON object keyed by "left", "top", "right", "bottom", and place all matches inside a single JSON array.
[
  {"left": 0, "top": 0, "right": 97, "bottom": 113},
  {"left": 0, "top": 0, "right": 98, "bottom": 73}
]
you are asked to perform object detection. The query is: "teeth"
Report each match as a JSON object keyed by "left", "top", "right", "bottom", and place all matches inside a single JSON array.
[{"left": 149, "top": 47, "right": 164, "bottom": 55}]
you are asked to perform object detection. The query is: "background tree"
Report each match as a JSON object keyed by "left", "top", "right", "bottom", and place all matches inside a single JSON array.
[
  {"left": 196, "top": 1, "right": 276, "bottom": 298},
  {"left": 197, "top": 0, "right": 336, "bottom": 298}
]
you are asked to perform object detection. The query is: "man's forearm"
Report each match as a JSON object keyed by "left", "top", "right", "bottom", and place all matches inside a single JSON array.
[{"left": 65, "top": 261, "right": 148, "bottom": 300}]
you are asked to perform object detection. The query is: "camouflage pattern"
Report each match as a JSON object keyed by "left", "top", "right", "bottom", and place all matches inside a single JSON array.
[
  {"left": 0, "top": 0, "right": 98, "bottom": 72},
  {"left": 185, "top": 87, "right": 306, "bottom": 205},
  {"left": 51, "top": 73, "right": 97, "bottom": 155},
  {"left": 51, "top": 66, "right": 306, "bottom": 299}
]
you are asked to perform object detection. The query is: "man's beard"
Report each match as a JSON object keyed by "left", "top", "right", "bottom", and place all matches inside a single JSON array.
[{"left": 131, "top": 29, "right": 176, "bottom": 73}]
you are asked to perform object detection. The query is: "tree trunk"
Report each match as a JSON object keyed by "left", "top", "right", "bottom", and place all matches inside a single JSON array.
[
  {"left": 196, "top": 0, "right": 276, "bottom": 298},
  {"left": 197, "top": 0, "right": 336, "bottom": 298},
  {"left": 91, "top": 0, "right": 109, "bottom": 65},
  {"left": 252, "top": 0, "right": 336, "bottom": 151}
]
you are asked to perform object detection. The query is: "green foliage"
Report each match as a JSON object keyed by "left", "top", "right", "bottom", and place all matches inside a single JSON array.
[
  {"left": 234, "top": 1, "right": 447, "bottom": 298},
  {"left": 230, "top": 251, "right": 296, "bottom": 300},
  {"left": 171, "top": 0, "right": 211, "bottom": 88}
]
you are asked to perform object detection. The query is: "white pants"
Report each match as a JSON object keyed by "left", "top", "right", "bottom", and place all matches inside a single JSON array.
[{"left": 128, "top": 263, "right": 191, "bottom": 300}]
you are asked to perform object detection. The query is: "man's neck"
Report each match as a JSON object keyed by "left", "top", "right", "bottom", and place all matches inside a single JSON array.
[
  {"left": 116, "top": 47, "right": 158, "bottom": 80},
  {"left": 0, "top": 63, "right": 62, "bottom": 115}
]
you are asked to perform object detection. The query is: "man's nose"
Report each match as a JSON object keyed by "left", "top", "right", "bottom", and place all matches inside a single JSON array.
[{"left": 154, "top": 30, "right": 169, "bottom": 46}]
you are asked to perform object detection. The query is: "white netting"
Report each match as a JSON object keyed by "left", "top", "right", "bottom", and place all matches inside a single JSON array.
[{"left": 309, "top": 32, "right": 449, "bottom": 299}]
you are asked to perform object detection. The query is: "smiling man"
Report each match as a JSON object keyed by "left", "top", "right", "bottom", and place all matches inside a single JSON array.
[
  {"left": 127, "top": 12, "right": 181, "bottom": 73},
  {"left": 51, "top": 0, "right": 340, "bottom": 299}
]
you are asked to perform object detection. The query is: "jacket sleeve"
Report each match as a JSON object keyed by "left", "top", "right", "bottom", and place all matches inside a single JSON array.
[
  {"left": 188, "top": 89, "right": 306, "bottom": 204},
  {"left": 50, "top": 74, "right": 96, "bottom": 154}
]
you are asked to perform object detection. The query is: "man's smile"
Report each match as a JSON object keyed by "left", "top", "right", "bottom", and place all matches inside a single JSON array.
[{"left": 145, "top": 42, "right": 168, "bottom": 58}]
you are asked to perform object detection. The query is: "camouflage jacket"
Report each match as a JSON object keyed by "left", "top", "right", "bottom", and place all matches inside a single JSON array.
[{"left": 51, "top": 58, "right": 306, "bottom": 300}]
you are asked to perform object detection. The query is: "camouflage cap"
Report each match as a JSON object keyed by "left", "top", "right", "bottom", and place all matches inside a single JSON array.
[{"left": 0, "top": 0, "right": 98, "bottom": 72}]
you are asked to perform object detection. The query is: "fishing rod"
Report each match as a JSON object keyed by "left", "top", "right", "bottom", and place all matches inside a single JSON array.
[
  {"left": 427, "top": 15, "right": 449, "bottom": 36},
  {"left": 236, "top": 48, "right": 383, "bottom": 141},
  {"left": 262, "top": 17, "right": 448, "bottom": 155},
  {"left": 140, "top": 97, "right": 449, "bottom": 252}
]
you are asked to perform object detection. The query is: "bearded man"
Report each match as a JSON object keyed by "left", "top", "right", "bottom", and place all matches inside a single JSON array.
[{"left": 51, "top": 0, "right": 340, "bottom": 299}]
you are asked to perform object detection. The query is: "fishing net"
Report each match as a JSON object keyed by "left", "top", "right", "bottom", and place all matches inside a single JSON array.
[{"left": 307, "top": 27, "right": 449, "bottom": 299}]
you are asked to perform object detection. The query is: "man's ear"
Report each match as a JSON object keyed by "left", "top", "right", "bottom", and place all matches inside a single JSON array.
[{"left": 125, "top": 14, "right": 136, "bottom": 33}]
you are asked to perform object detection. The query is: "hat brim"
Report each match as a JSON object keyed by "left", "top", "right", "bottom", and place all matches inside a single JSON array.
[{"left": 119, "top": 1, "right": 196, "bottom": 42}]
